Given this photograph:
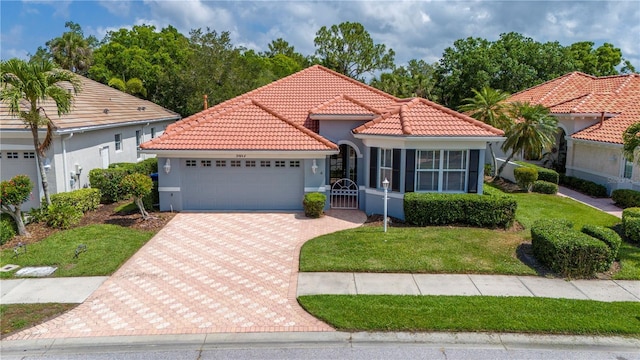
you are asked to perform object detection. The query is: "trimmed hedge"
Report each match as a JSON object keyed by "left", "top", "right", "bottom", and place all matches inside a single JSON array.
[
  {"left": 531, "top": 219, "right": 611, "bottom": 278},
  {"left": 611, "top": 189, "right": 640, "bottom": 208},
  {"left": 514, "top": 167, "right": 538, "bottom": 191},
  {"left": 46, "top": 203, "right": 82, "bottom": 229},
  {"left": 482, "top": 184, "right": 504, "bottom": 197},
  {"left": 622, "top": 207, "right": 640, "bottom": 243},
  {"left": 581, "top": 224, "right": 622, "bottom": 265},
  {"left": 109, "top": 158, "right": 158, "bottom": 175},
  {"left": 404, "top": 193, "right": 517, "bottom": 229},
  {"left": 532, "top": 180, "right": 558, "bottom": 194},
  {"left": 559, "top": 174, "right": 608, "bottom": 197},
  {"left": 516, "top": 162, "right": 559, "bottom": 184},
  {"left": 50, "top": 188, "right": 101, "bottom": 213},
  {"left": 89, "top": 168, "right": 130, "bottom": 203},
  {"left": 303, "top": 192, "right": 326, "bottom": 218}
]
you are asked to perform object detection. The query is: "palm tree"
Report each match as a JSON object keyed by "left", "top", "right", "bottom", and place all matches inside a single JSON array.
[
  {"left": 623, "top": 122, "right": 640, "bottom": 165},
  {"left": 458, "top": 86, "right": 512, "bottom": 178},
  {"left": 0, "top": 58, "right": 81, "bottom": 205},
  {"left": 47, "top": 22, "right": 93, "bottom": 74},
  {"left": 496, "top": 102, "right": 558, "bottom": 177}
]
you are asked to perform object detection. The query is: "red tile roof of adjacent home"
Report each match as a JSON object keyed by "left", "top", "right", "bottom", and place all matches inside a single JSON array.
[
  {"left": 142, "top": 65, "right": 503, "bottom": 151},
  {"left": 508, "top": 72, "right": 640, "bottom": 144},
  {"left": 0, "top": 75, "right": 180, "bottom": 132}
]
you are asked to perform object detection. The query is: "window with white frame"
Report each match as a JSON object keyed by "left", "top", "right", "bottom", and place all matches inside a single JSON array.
[
  {"left": 379, "top": 148, "right": 393, "bottom": 189},
  {"left": 623, "top": 158, "right": 633, "bottom": 179},
  {"left": 415, "top": 150, "right": 468, "bottom": 192},
  {"left": 416, "top": 150, "right": 440, "bottom": 191},
  {"left": 135, "top": 130, "right": 142, "bottom": 148},
  {"left": 151, "top": 127, "right": 156, "bottom": 138},
  {"left": 114, "top": 134, "right": 122, "bottom": 151}
]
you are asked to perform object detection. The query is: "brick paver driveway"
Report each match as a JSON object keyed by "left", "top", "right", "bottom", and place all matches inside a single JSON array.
[{"left": 7, "top": 210, "right": 366, "bottom": 340}]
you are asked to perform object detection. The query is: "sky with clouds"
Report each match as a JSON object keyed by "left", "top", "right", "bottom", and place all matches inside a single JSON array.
[{"left": 1, "top": 0, "right": 639, "bottom": 70}]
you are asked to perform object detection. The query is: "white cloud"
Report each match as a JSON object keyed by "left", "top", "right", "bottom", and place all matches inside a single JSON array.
[
  {"left": 98, "top": 0, "right": 132, "bottom": 16},
  {"left": 22, "top": 0, "right": 72, "bottom": 18}
]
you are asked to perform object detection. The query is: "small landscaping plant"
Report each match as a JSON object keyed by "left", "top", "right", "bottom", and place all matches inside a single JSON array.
[
  {"left": 0, "top": 216, "right": 16, "bottom": 245},
  {"left": 516, "top": 161, "right": 559, "bottom": 184},
  {"left": 0, "top": 174, "right": 33, "bottom": 236},
  {"left": 45, "top": 203, "right": 82, "bottom": 229},
  {"left": 581, "top": 224, "right": 622, "bottom": 267},
  {"left": 89, "top": 168, "right": 130, "bottom": 203},
  {"left": 622, "top": 207, "right": 640, "bottom": 243},
  {"left": 50, "top": 188, "right": 101, "bottom": 213},
  {"left": 611, "top": 189, "right": 640, "bottom": 208},
  {"left": 514, "top": 166, "right": 538, "bottom": 192},
  {"left": 404, "top": 192, "right": 517, "bottom": 229},
  {"left": 303, "top": 192, "right": 326, "bottom": 218},
  {"left": 120, "top": 173, "right": 154, "bottom": 219},
  {"left": 531, "top": 219, "right": 611, "bottom": 277},
  {"left": 559, "top": 174, "right": 608, "bottom": 197},
  {"left": 532, "top": 180, "right": 558, "bottom": 194}
]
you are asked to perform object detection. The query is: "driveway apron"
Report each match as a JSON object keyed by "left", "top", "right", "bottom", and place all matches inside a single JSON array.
[{"left": 6, "top": 211, "right": 366, "bottom": 340}]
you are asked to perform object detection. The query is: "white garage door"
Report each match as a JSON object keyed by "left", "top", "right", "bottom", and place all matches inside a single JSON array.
[
  {"left": 181, "top": 159, "right": 304, "bottom": 210},
  {"left": 0, "top": 151, "right": 40, "bottom": 210}
]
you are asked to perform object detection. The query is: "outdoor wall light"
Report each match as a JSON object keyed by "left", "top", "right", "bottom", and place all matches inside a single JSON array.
[
  {"left": 163, "top": 159, "right": 171, "bottom": 174},
  {"left": 43, "top": 158, "right": 51, "bottom": 172},
  {"left": 311, "top": 159, "right": 318, "bottom": 174}
]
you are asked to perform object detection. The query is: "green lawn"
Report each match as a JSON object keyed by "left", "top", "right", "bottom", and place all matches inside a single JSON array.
[
  {"left": 299, "top": 295, "right": 640, "bottom": 336},
  {"left": 1, "top": 303, "right": 76, "bottom": 338},
  {"left": 300, "top": 185, "right": 639, "bottom": 279},
  {"left": 0, "top": 224, "right": 154, "bottom": 279},
  {"left": 300, "top": 226, "right": 535, "bottom": 275}
]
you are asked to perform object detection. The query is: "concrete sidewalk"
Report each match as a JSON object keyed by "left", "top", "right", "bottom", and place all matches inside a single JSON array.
[
  {"left": 297, "top": 273, "right": 640, "bottom": 302},
  {"left": 0, "top": 277, "right": 108, "bottom": 304},
  {"left": 557, "top": 186, "right": 623, "bottom": 218}
]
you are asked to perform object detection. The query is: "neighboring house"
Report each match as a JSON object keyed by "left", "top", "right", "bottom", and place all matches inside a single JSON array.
[
  {"left": 141, "top": 65, "right": 504, "bottom": 219},
  {"left": 506, "top": 72, "right": 640, "bottom": 194},
  {"left": 0, "top": 75, "right": 181, "bottom": 210}
]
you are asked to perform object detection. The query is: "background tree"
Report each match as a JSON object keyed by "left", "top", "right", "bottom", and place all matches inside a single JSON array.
[
  {"left": 0, "top": 175, "right": 33, "bottom": 236},
  {"left": 497, "top": 102, "right": 558, "bottom": 177},
  {"left": 458, "top": 87, "right": 512, "bottom": 177},
  {"left": 264, "top": 38, "right": 311, "bottom": 69},
  {"left": 370, "top": 59, "right": 438, "bottom": 100},
  {"left": 314, "top": 21, "right": 395, "bottom": 80},
  {"left": 120, "top": 173, "right": 153, "bottom": 220},
  {"left": 46, "top": 21, "right": 95, "bottom": 75},
  {"left": 0, "top": 58, "right": 81, "bottom": 205},
  {"left": 569, "top": 41, "right": 624, "bottom": 76},
  {"left": 623, "top": 122, "right": 640, "bottom": 166}
]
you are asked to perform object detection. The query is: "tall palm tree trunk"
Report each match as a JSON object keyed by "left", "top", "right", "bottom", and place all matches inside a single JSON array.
[
  {"left": 488, "top": 142, "right": 498, "bottom": 179},
  {"left": 30, "top": 125, "right": 51, "bottom": 206},
  {"left": 496, "top": 151, "right": 516, "bottom": 179}
]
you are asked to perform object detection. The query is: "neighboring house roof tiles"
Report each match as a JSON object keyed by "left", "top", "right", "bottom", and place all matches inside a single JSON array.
[
  {"left": 0, "top": 76, "right": 180, "bottom": 132},
  {"left": 143, "top": 65, "right": 503, "bottom": 151},
  {"left": 507, "top": 72, "right": 640, "bottom": 144}
]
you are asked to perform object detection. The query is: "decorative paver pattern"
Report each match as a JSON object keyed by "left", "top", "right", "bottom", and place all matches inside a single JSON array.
[{"left": 7, "top": 211, "right": 366, "bottom": 340}]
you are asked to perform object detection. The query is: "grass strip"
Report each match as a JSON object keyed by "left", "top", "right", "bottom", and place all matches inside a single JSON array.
[
  {"left": 1, "top": 303, "right": 77, "bottom": 338},
  {"left": 299, "top": 295, "right": 640, "bottom": 336},
  {"left": 1, "top": 224, "right": 153, "bottom": 278}
]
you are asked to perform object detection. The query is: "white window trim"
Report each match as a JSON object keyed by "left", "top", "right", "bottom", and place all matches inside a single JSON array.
[
  {"left": 378, "top": 148, "right": 393, "bottom": 189},
  {"left": 115, "top": 133, "right": 122, "bottom": 152},
  {"left": 415, "top": 150, "right": 469, "bottom": 193}
]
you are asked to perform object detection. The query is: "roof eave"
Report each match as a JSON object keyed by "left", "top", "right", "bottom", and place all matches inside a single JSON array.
[
  {"left": 139, "top": 149, "right": 339, "bottom": 158},
  {"left": 54, "top": 116, "right": 181, "bottom": 134},
  {"left": 353, "top": 133, "right": 506, "bottom": 142}
]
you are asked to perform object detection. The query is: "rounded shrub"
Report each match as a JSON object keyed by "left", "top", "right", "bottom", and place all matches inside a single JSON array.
[
  {"left": 612, "top": 189, "right": 640, "bottom": 208},
  {"left": 46, "top": 204, "right": 82, "bottom": 229},
  {"left": 303, "top": 192, "right": 326, "bottom": 218},
  {"left": 514, "top": 167, "right": 538, "bottom": 192},
  {"left": 581, "top": 224, "right": 622, "bottom": 266},
  {"left": 622, "top": 207, "right": 640, "bottom": 243},
  {"left": 532, "top": 180, "right": 558, "bottom": 194}
]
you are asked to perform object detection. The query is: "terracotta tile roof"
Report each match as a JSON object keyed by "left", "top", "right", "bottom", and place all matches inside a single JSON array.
[
  {"left": 353, "top": 98, "right": 505, "bottom": 137},
  {"left": 507, "top": 72, "right": 640, "bottom": 144},
  {"left": 141, "top": 99, "right": 337, "bottom": 151},
  {"left": 143, "top": 65, "right": 503, "bottom": 151},
  {"left": 0, "top": 76, "right": 180, "bottom": 131}
]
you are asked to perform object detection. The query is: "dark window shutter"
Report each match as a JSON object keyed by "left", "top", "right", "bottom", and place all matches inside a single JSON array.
[
  {"left": 405, "top": 149, "right": 415, "bottom": 193},
  {"left": 392, "top": 149, "right": 401, "bottom": 192},
  {"left": 369, "top": 147, "right": 378, "bottom": 188},
  {"left": 468, "top": 149, "right": 479, "bottom": 193}
]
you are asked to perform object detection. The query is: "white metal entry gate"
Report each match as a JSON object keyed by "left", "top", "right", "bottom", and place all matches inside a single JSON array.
[{"left": 331, "top": 178, "right": 358, "bottom": 209}]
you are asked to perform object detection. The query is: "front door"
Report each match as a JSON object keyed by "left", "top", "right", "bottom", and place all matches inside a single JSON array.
[{"left": 329, "top": 144, "right": 359, "bottom": 209}]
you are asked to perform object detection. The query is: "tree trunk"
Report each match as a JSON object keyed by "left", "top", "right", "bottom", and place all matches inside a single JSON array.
[
  {"left": 134, "top": 197, "right": 149, "bottom": 220},
  {"left": 30, "top": 125, "right": 51, "bottom": 206},
  {"left": 496, "top": 151, "right": 516, "bottom": 179},
  {"left": 2, "top": 206, "right": 28, "bottom": 236}
]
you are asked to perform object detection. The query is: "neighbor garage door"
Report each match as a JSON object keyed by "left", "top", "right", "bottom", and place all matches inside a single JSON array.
[
  {"left": 0, "top": 151, "right": 40, "bottom": 210},
  {"left": 181, "top": 159, "right": 304, "bottom": 210}
]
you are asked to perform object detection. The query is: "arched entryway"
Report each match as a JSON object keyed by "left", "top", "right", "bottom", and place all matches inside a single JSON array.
[{"left": 329, "top": 144, "right": 359, "bottom": 209}]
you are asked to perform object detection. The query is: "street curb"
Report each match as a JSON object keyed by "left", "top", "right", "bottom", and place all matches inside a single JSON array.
[{"left": 2, "top": 331, "right": 639, "bottom": 355}]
